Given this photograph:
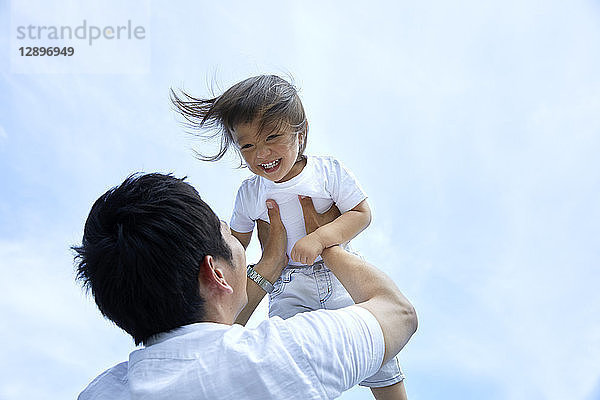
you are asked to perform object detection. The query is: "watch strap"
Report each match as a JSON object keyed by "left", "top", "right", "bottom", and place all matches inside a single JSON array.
[{"left": 246, "top": 264, "right": 275, "bottom": 294}]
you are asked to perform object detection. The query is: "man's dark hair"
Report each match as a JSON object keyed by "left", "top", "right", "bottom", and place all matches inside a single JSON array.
[
  {"left": 170, "top": 74, "right": 308, "bottom": 165},
  {"left": 73, "top": 173, "right": 233, "bottom": 345}
]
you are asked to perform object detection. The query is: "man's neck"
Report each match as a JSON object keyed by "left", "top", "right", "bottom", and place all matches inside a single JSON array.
[{"left": 201, "top": 300, "right": 237, "bottom": 326}]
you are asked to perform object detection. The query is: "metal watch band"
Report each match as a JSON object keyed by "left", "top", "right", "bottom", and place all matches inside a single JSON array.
[{"left": 246, "top": 264, "right": 275, "bottom": 294}]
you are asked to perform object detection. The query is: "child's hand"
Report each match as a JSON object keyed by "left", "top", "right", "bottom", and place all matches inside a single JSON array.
[{"left": 290, "top": 233, "right": 325, "bottom": 265}]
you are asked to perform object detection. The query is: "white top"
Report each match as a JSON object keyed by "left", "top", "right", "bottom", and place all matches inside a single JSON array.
[
  {"left": 79, "top": 306, "right": 384, "bottom": 400},
  {"left": 230, "top": 155, "right": 367, "bottom": 265}
]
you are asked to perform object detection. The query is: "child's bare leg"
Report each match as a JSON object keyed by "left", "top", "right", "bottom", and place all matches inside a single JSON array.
[{"left": 370, "top": 381, "right": 407, "bottom": 400}]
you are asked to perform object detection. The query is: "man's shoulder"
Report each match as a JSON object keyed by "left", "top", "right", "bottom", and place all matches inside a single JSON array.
[
  {"left": 274, "top": 306, "right": 385, "bottom": 398},
  {"left": 282, "top": 305, "right": 379, "bottom": 332},
  {"left": 236, "top": 307, "right": 377, "bottom": 351},
  {"left": 267, "top": 305, "right": 382, "bottom": 350},
  {"left": 78, "top": 361, "right": 129, "bottom": 400}
]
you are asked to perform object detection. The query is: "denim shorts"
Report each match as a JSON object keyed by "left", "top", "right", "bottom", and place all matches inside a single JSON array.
[{"left": 268, "top": 260, "right": 405, "bottom": 388}]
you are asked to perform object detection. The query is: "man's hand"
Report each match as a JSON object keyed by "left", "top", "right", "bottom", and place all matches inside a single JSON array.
[
  {"left": 259, "top": 199, "right": 288, "bottom": 268},
  {"left": 298, "top": 195, "right": 341, "bottom": 234},
  {"left": 289, "top": 196, "right": 342, "bottom": 264}
]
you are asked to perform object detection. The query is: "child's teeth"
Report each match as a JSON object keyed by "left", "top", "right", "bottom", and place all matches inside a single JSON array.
[{"left": 261, "top": 159, "right": 280, "bottom": 168}]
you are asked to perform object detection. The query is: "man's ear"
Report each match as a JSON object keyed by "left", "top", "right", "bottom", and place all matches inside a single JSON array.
[{"left": 198, "top": 255, "right": 234, "bottom": 294}]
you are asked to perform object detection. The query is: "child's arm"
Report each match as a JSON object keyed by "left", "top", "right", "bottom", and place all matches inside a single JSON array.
[
  {"left": 314, "top": 198, "right": 371, "bottom": 246},
  {"left": 290, "top": 198, "right": 372, "bottom": 265},
  {"left": 231, "top": 219, "right": 272, "bottom": 251}
]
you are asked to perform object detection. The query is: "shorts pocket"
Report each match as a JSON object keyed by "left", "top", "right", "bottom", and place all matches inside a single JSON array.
[
  {"left": 314, "top": 265, "right": 333, "bottom": 305},
  {"left": 269, "top": 268, "right": 294, "bottom": 299}
]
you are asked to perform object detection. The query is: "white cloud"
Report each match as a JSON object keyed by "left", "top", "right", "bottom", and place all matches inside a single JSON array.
[{"left": 0, "top": 237, "right": 134, "bottom": 400}]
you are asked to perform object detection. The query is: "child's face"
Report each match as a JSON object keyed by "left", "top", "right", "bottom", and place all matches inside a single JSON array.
[{"left": 233, "top": 120, "right": 303, "bottom": 183}]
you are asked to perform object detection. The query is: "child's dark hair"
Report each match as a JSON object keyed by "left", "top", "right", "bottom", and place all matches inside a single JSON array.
[
  {"left": 72, "top": 173, "right": 233, "bottom": 345},
  {"left": 170, "top": 75, "right": 308, "bottom": 164}
]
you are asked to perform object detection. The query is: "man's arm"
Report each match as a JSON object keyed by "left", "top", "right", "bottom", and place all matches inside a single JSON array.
[
  {"left": 231, "top": 230, "right": 252, "bottom": 249},
  {"left": 299, "top": 196, "right": 418, "bottom": 363},
  {"left": 235, "top": 200, "right": 288, "bottom": 326},
  {"left": 291, "top": 198, "right": 371, "bottom": 265}
]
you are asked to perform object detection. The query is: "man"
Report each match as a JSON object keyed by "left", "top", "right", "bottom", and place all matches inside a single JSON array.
[{"left": 75, "top": 173, "right": 417, "bottom": 399}]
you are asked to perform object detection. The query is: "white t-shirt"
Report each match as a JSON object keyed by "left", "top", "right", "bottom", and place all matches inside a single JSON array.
[
  {"left": 78, "top": 306, "right": 384, "bottom": 400},
  {"left": 230, "top": 155, "right": 367, "bottom": 265}
]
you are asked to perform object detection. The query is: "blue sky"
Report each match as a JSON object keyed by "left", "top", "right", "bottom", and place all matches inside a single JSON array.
[{"left": 1, "top": 1, "right": 599, "bottom": 399}]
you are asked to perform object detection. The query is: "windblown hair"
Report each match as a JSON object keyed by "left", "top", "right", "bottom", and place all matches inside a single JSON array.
[
  {"left": 72, "top": 173, "right": 233, "bottom": 345},
  {"left": 170, "top": 75, "right": 308, "bottom": 164}
]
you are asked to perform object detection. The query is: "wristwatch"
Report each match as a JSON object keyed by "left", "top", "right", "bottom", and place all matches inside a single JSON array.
[{"left": 246, "top": 264, "right": 275, "bottom": 294}]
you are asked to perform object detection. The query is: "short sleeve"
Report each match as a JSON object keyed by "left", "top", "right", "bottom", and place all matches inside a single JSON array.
[
  {"left": 325, "top": 158, "right": 368, "bottom": 213},
  {"left": 230, "top": 184, "right": 255, "bottom": 233},
  {"left": 78, "top": 362, "right": 129, "bottom": 400},
  {"left": 278, "top": 306, "right": 385, "bottom": 399}
]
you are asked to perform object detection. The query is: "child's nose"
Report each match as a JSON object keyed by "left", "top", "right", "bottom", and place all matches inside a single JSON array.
[{"left": 256, "top": 144, "right": 271, "bottom": 159}]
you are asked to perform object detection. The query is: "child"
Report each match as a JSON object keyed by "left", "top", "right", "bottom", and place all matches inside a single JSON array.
[{"left": 171, "top": 75, "right": 407, "bottom": 399}]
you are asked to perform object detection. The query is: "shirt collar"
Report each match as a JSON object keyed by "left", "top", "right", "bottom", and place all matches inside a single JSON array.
[{"left": 145, "top": 322, "right": 228, "bottom": 346}]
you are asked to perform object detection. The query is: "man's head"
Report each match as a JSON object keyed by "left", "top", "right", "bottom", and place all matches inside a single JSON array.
[{"left": 73, "top": 173, "right": 246, "bottom": 345}]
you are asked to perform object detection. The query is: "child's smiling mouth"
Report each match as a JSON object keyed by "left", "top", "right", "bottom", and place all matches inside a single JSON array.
[{"left": 259, "top": 158, "right": 281, "bottom": 173}]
